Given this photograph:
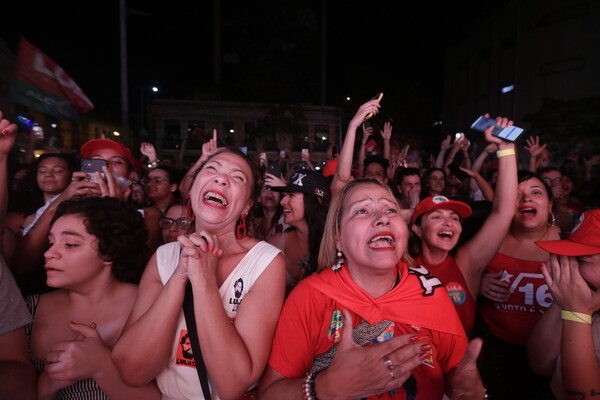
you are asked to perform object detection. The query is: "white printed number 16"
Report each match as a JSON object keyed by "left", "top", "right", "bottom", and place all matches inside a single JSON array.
[{"left": 518, "top": 283, "right": 552, "bottom": 308}]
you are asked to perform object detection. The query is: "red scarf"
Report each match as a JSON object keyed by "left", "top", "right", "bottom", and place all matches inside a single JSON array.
[{"left": 306, "top": 262, "right": 465, "bottom": 338}]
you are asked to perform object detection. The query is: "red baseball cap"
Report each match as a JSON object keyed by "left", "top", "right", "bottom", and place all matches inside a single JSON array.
[
  {"left": 535, "top": 209, "right": 600, "bottom": 256},
  {"left": 411, "top": 195, "right": 472, "bottom": 225},
  {"left": 80, "top": 139, "right": 135, "bottom": 168},
  {"left": 322, "top": 158, "right": 360, "bottom": 178}
]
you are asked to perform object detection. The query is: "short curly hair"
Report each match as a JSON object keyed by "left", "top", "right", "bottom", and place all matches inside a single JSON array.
[{"left": 51, "top": 196, "right": 149, "bottom": 283}]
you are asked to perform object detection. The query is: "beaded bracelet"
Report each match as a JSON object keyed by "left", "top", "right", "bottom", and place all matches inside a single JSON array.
[
  {"left": 302, "top": 371, "right": 320, "bottom": 400},
  {"left": 561, "top": 310, "right": 592, "bottom": 325}
]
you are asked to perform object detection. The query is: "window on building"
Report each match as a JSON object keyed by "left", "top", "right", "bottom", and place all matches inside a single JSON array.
[
  {"left": 313, "top": 124, "right": 329, "bottom": 152},
  {"left": 163, "top": 119, "right": 182, "bottom": 150},
  {"left": 222, "top": 121, "right": 235, "bottom": 147},
  {"left": 292, "top": 124, "right": 310, "bottom": 151},
  {"left": 186, "top": 120, "right": 205, "bottom": 150}
]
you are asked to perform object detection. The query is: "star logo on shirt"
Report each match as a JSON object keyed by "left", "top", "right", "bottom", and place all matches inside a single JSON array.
[{"left": 500, "top": 270, "right": 513, "bottom": 283}]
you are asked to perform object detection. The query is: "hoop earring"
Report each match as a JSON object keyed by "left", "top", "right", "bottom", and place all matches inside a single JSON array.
[
  {"left": 548, "top": 211, "right": 556, "bottom": 227},
  {"left": 186, "top": 198, "right": 195, "bottom": 221},
  {"left": 332, "top": 250, "right": 344, "bottom": 271},
  {"left": 237, "top": 213, "right": 248, "bottom": 240}
]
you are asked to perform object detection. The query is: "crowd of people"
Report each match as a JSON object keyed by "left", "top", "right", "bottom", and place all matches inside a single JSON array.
[{"left": 1, "top": 98, "right": 600, "bottom": 400}]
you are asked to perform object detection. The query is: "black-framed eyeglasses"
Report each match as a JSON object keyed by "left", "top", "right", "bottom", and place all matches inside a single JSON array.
[
  {"left": 159, "top": 217, "right": 193, "bottom": 230},
  {"left": 143, "top": 176, "right": 169, "bottom": 185}
]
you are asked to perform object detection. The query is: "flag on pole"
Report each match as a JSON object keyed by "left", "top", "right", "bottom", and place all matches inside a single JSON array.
[{"left": 11, "top": 37, "right": 94, "bottom": 121}]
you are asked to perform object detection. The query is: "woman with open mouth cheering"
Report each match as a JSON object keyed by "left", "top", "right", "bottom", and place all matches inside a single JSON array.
[
  {"left": 259, "top": 178, "right": 485, "bottom": 400},
  {"left": 113, "top": 148, "right": 286, "bottom": 400},
  {"left": 409, "top": 115, "right": 518, "bottom": 336}
]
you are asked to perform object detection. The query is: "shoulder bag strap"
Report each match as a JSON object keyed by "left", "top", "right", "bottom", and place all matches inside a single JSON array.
[{"left": 183, "top": 281, "right": 212, "bottom": 400}]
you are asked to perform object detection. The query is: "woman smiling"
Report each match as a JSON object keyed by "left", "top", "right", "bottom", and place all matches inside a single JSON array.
[{"left": 113, "top": 148, "right": 286, "bottom": 400}]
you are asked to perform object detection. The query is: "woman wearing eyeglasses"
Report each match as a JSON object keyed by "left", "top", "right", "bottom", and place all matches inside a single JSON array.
[
  {"left": 144, "top": 166, "right": 181, "bottom": 214},
  {"left": 160, "top": 201, "right": 195, "bottom": 243}
]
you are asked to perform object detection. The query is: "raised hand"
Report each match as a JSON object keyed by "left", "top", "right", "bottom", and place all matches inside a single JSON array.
[
  {"left": 585, "top": 155, "right": 600, "bottom": 170},
  {"left": 481, "top": 114, "right": 514, "bottom": 147},
  {"left": 264, "top": 172, "right": 285, "bottom": 187},
  {"left": 301, "top": 149, "right": 311, "bottom": 163},
  {"left": 524, "top": 136, "right": 547, "bottom": 158},
  {"left": 140, "top": 142, "right": 157, "bottom": 161},
  {"left": 349, "top": 100, "right": 380, "bottom": 130},
  {"left": 440, "top": 135, "right": 452, "bottom": 151},
  {"left": 362, "top": 124, "right": 374, "bottom": 144},
  {"left": 0, "top": 111, "right": 18, "bottom": 154},
  {"left": 201, "top": 129, "right": 219, "bottom": 160},
  {"left": 380, "top": 121, "right": 392, "bottom": 141}
]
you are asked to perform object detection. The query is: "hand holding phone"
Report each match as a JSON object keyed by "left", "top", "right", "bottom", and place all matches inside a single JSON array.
[
  {"left": 365, "top": 92, "right": 383, "bottom": 121},
  {"left": 81, "top": 159, "right": 108, "bottom": 184},
  {"left": 471, "top": 115, "right": 524, "bottom": 142}
]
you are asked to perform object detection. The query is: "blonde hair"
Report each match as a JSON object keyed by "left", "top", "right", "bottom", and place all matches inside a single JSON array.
[{"left": 318, "top": 179, "right": 414, "bottom": 270}]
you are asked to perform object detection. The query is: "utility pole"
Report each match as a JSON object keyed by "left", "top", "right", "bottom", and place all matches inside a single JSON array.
[{"left": 119, "top": 0, "right": 130, "bottom": 146}]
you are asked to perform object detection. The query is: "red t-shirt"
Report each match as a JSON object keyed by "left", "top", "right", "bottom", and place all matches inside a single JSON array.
[
  {"left": 416, "top": 255, "right": 475, "bottom": 335},
  {"left": 478, "top": 253, "right": 552, "bottom": 344},
  {"left": 268, "top": 262, "right": 467, "bottom": 400}
]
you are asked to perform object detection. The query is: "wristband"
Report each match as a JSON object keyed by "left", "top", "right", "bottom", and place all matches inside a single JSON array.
[
  {"left": 496, "top": 148, "right": 515, "bottom": 158},
  {"left": 561, "top": 310, "right": 592, "bottom": 325}
]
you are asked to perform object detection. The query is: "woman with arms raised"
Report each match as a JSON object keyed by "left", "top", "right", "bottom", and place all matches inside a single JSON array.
[
  {"left": 409, "top": 115, "right": 517, "bottom": 335},
  {"left": 477, "top": 170, "right": 560, "bottom": 399},
  {"left": 113, "top": 148, "right": 286, "bottom": 400},
  {"left": 259, "top": 179, "right": 485, "bottom": 400}
]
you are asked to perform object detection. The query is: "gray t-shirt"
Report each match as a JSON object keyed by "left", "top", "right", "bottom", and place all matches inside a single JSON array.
[{"left": 0, "top": 255, "right": 32, "bottom": 335}]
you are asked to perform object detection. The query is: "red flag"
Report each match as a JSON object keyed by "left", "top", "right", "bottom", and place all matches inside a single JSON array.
[{"left": 12, "top": 37, "right": 94, "bottom": 120}]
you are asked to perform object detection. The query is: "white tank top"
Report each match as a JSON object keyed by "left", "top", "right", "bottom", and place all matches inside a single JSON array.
[{"left": 155, "top": 240, "right": 281, "bottom": 400}]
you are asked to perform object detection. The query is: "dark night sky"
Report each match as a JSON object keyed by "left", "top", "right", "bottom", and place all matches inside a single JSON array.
[{"left": 0, "top": 1, "right": 482, "bottom": 129}]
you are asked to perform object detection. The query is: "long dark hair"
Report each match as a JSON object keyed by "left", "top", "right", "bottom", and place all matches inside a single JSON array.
[{"left": 304, "top": 192, "right": 330, "bottom": 276}]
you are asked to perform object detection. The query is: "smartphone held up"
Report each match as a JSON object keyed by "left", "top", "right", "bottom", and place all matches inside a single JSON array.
[
  {"left": 365, "top": 92, "right": 383, "bottom": 121},
  {"left": 470, "top": 115, "right": 524, "bottom": 142},
  {"left": 81, "top": 159, "right": 107, "bottom": 184},
  {"left": 81, "top": 159, "right": 131, "bottom": 191}
]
